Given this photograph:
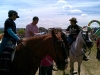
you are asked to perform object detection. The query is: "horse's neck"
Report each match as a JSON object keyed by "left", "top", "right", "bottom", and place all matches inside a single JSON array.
[{"left": 74, "top": 34, "right": 83, "bottom": 51}]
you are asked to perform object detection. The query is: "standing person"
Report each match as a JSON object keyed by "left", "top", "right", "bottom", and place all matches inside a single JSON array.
[
  {"left": 25, "top": 16, "right": 53, "bottom": 75},
  {"left": 0, "top": 10, "right": 22, "bottom": 55},
  {"left": 25, "top": 16, "right": 39, "bottom": 38},
  {"left": 39, "top": 55, "right": 53, "bottom": 75},
  {"left": 96, "top": 36, "right": 100, "bottom": 61},
  {"left": 66, "top": 17, "right": 88, "bottom": 61}
]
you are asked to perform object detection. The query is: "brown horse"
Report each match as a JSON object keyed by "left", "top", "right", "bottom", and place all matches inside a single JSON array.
[
  {"left": 10, "top": 30, "right": 68, "bottom": 75},
  {"left": 0, "top": 33, "right": 4, "bottom": 41}
]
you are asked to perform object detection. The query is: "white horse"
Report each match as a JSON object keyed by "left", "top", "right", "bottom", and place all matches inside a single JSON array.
[{"left": 69, "top": 31, "right": 93, "bottom": 75}]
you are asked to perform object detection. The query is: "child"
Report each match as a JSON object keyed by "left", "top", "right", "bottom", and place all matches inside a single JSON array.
[{"left": 39, "top": 55, "right": 53, "bottom": 75}]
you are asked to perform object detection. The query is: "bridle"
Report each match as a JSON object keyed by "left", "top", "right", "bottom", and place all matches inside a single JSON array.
[
  {"left": 53, "top": 39, "right": 68, "bottom": 70},
  {"left": 81, "top": 31, "right": 93, "bottom": 56}
]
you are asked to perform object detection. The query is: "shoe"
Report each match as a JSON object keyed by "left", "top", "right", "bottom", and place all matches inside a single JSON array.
[{"left": 98, "top": 59, "right": 100, "bottom": 61}]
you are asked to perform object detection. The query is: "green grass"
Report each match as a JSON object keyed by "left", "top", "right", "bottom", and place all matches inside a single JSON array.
[{"left": 82, "top": 43, "right": 100, "bottom": 75}]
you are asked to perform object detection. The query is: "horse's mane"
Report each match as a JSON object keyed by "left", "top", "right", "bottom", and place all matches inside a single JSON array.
[{"left": 24, "top": 34, "right": 52, "bottom": 48}]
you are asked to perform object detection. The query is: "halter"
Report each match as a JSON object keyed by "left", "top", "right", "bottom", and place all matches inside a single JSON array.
[
  {"left": 53, "top": 39, "right": 68, "bottom": 70},
  {"left": 81, "top": 31, "right": 92, "bottom": 56}
]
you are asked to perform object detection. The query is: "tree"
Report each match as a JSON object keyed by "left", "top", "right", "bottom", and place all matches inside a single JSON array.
[{"left": 17, "top": 28, "right": 25, "bottom": 38}]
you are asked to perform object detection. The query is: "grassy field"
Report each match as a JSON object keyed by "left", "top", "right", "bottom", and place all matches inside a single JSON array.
[{"left": 82, "top": 43, "right": 100, "bottom": 75}]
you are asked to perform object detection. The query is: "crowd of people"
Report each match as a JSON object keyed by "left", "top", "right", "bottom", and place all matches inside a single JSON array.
[{"left": 0, "top": 10, "right": 100, "bottom": 75}]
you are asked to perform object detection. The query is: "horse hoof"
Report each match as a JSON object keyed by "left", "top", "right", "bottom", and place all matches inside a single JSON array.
[{"left": 73, "top": 71, "right": 77, "bottom": 74}]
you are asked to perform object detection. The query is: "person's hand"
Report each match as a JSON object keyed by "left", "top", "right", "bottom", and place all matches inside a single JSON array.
[
  {"left": 17, "top": 38, "right": 23, "bottom": 43},
  {"left": 66, "top": 31, "right": 70, "bottom": 33},
  {"left": 28, "top": 31, "right": 34, "bottom": 37}
]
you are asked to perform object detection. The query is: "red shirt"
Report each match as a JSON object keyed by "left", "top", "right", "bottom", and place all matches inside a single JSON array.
[{"left": 40, "top": 55, "right": 53, "bottom": 66}]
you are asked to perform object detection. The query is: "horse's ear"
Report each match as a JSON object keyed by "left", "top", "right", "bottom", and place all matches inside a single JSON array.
[{"left": 51, "top": 29, "right": 57, "bottom": 39}]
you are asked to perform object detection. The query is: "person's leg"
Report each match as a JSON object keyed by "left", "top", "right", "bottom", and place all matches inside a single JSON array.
[
  {"left": 96, "top": 48, "right": 99, "bottom": 59},
  {"left": 67, "top": 36, "right": 73, "bottom": 46},
  {"left": 39, "top": 66, "right": 48, "bottom": 75},
  {"left": 47, "top": 65, "right": 53, "bottom": 75},
  {"left": 0, "top": 37, "right": 8, "bottom": 55},
  {"left": 98, "top": 49, "right": 100, "bottom": 60}
]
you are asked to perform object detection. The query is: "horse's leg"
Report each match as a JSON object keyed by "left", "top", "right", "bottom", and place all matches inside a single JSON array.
[
  {"left": 78, "top": 60, "right": 82, "bottom": 75},
  {"left": 70, "top": 60, "right": 74, "bottom": 75}
]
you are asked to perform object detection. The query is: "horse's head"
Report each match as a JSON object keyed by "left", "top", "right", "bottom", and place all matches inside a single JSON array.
[
  {"left": 50, "top": 28, "right": 68, "bottom": 70},
  {"left": 81, "top": 31, "right": 93, "bottom": 49}
]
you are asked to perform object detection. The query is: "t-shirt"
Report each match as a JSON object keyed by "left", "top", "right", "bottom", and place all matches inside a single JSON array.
[
  {"left": 25, "top": 23, "right": 39, "bottom": 38},
  {"left": 4, "top": 18, "right": 16, "bottom": 38},
  {"left": 40, "top": 55, "right": 53, "bottom": 66},
  {"left": 66, "top": 25, "right": 80, "bottom": 36}
]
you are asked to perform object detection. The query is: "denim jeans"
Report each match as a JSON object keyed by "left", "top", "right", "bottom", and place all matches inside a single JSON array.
[
  {"left": 0, "top": 37, "right": 9, "bottom": 55},
  {"left": 0, "top": 37, "right": 16, "bottom": 55},
  {"left": 67, "top": 36, "right": 75, "bottom": 43}
]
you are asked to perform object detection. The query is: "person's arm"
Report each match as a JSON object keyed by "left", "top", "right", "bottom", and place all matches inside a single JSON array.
[
  {"left": 66, "top": 26, "right": 70, "bottom": 33},
  {"left": 7, "top": 28, "right": 20, "bottom": 41}
]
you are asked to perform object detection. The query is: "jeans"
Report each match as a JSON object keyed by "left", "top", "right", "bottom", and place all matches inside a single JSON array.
[
  {"left": 0, "top": 37, "right": 16, "bottom": 55},
  {"left": 67, "top": 35, "right": 76, "bottom": 44},
  {"left": 39, "top": 65, "right": 53, "bottom": 75},
  {"left": 0, "top": 37, "right": 8, "bottom": 55}
]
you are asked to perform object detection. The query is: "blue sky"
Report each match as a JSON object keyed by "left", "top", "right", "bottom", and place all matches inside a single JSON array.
[{"left": 0, "top": 0, "right": 100, "bottom": 29}]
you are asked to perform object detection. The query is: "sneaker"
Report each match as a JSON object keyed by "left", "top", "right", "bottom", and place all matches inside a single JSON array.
[{"left": 98, "top": 59, "right": 100, "bottom": 61}]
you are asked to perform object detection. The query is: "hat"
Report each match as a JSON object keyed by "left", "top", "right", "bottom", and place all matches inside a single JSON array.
[
  {"left": 69, "top": 17, "right": 77, "bottom": 23},
  {"left": 8, "top": 10, "right": 19, "bottom": 18}
]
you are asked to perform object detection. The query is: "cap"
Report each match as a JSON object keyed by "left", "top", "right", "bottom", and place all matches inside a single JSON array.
[
  {"left": 69, "top": 17, "right": 77, "bottom": 23},
  {"left": 8, "top": 10, "right": 19, "bottom": 18}
]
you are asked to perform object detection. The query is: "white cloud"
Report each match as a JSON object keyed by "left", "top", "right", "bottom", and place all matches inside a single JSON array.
[
  {"left": 81, "top": 14, "right": 88, "bottom": 17},
  {"left": 67, "top": 9, "right": 82, "bottom": 13},
  {"left": 18, "top": 9, "right": 26, "bottom": 11},
  {"left": 63, "top": 5, "right": 73, "bottom": 9},
  {"left": 57, "top": 0, "right": 67, "bottom": 4}
]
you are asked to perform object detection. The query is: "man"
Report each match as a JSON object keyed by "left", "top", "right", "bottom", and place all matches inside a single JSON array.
[
  {"left": 66, "top": 17, "right": 89, "bottom": 61},
  {"left": 66, "top": 17, "right": 80, "bottom": 45},
  {"left": 0, "top": 10, "right": 22, "bottom": 55},
  {"left": 25, "top": 16, "right": 39, "bottom": 38}
]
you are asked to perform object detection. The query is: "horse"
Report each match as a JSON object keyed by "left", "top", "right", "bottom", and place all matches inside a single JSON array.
[
  {"left": 0, "top": 33, "right": 4, "bottom": 41},
  {"left": 9, "top": 30, "right": 69, "bottom": 75},
  {"left": 61, "top": 31, "right": 93, "bottom": 75}
]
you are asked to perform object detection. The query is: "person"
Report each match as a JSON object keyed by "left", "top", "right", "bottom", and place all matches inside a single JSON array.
[
  {"left": 66, "top": 17, "right": 88, "bottom": 61},
  {"left": 25, "top": 16, "right": 39, "bottom": 38},
  {"left": 39, "top": 55, "right": 53, "bottom": 75},
  {"left": 96, "top": 36, "right": 100, "bottom": 61},
  {"left": 0, "top": 10, "right": 22, "bottom": 55},
  {"left": 25, "top": 16, "right": 53, "bottom": 75},
  {"left": 0, "top": 10, "right": 23, "bottom": 74},
  {"left": 66, "top": 17, "right": 80, "bottom": 45}
]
